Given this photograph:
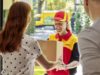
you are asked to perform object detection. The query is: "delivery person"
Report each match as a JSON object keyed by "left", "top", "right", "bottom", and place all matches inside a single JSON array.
[{"left": 47, "top": 11, "right": 79, "bottom": 75}]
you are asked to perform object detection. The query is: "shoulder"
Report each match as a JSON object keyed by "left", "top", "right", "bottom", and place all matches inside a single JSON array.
[
  {"left": 78, "top": 27, "right": 95, "bottom": 42},
  {"left": 48, "top": 34, "right": 56, "bottom": 40},
  {"left": 49, "top": 34, "right": 56, "bottom": 37},
  {"left": 71, "top": 34, "right": 78, "bottom": 42},
  {"left": 78, "top": 27, "right": 100, "bottom": 49},
  {"left": 78, "top": 27, "right": 100, "bottom": 41},
  {"left": 92, "top": 19, "right": 100, "bottom": 33},
  {"left": 22, "top": 34, "right": 41, "bottom": 55},
  {"left": 79, "top": 19, "right": 100, "bottom": 39},
  {"left": 78, "top": 28, "right": 91, "bottom": 37},
  {"left": 23, "top": 34, "right": 36, "bottom": 42},
  {"left": 22, "top": 34, "right": 37, "bottom": 47}
]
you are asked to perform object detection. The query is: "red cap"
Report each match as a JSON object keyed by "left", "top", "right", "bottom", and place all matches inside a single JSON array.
[{"left": 54, "top": 11, "right": 68, "bottom": 22}]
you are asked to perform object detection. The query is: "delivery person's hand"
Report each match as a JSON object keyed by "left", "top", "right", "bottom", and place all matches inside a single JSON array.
[
  {"left": 55, "top": 56, "right": 68, "bottom": 71},
  {"left": 55, "top": 60, "right": 79, "bottom": 70}
]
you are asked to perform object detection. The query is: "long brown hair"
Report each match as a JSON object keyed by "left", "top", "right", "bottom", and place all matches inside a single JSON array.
[{"left": 0, "top": 2, "right": 31, "bottom": 53}]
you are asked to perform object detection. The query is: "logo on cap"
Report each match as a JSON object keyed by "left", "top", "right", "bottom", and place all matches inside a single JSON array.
[{"left": 54, "top": 11, "right": 68, "bottom": 22}]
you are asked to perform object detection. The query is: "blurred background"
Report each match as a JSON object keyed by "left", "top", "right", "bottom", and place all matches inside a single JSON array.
[{"left": 1, "top": 0, "right": 93, "bottom": 75}]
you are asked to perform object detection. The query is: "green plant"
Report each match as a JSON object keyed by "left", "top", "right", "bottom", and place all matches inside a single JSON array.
[{"left": 26, "top": 11, "right": 35, "bottom": 35}]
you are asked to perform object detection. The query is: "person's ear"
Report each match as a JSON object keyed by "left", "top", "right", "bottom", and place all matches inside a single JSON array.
[
  {"left": 84, "top": 0, "right": 88, "bottom": 9},
  {"left": 84, "top": 0, "right": 89, "bottom": 15},
  {"left": 86, "top": 0, "right": 88, "bottom": 6}
]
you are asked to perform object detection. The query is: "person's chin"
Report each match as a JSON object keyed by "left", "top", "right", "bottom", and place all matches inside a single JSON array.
[{"left": 57, "top": 32, "right": 62, "bottom": 35}]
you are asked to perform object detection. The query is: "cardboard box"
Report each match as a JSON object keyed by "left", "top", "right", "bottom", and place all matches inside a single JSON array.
[{"left": 38, "top": 40, "right": 63, "bottom": 62}]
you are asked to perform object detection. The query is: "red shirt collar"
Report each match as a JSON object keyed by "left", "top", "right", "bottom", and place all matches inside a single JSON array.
[{"left": 55, "top": 30, "right": 72, "bottom": 41}]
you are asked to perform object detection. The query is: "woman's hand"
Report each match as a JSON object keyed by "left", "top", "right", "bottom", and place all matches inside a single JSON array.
[
  {"left": 54, "top": 56, "right": 67, "bottom": 71},
  {"left": 55, "top": 60, "right": 79, "bottom": 71}
]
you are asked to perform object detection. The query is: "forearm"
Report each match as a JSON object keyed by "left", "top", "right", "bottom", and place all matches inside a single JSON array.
[
  {"left": 36, "top": 54, "right": 55, "bottom": 70},
  {"left": 66, "top": 60, "right": 79, "bottom": 69}
]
